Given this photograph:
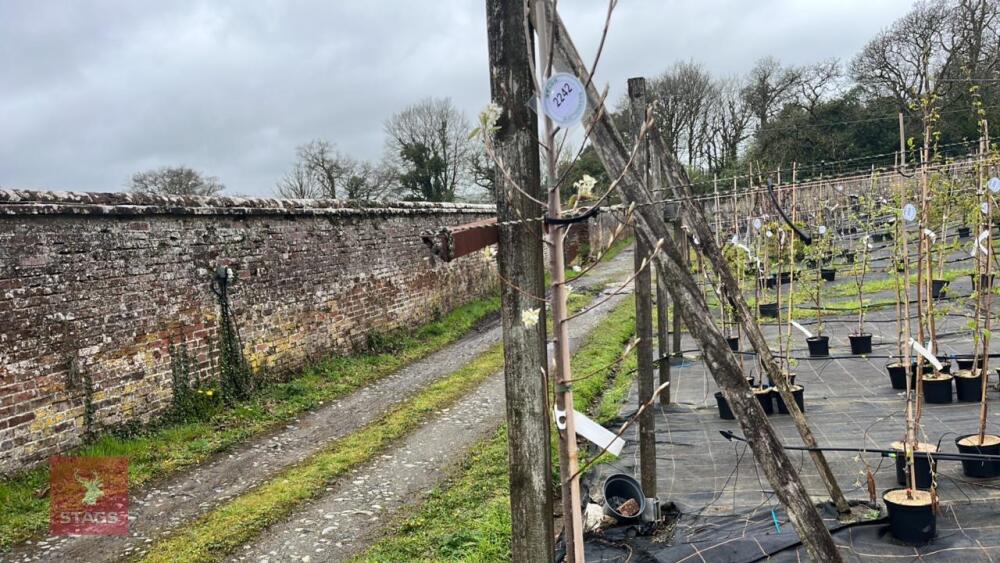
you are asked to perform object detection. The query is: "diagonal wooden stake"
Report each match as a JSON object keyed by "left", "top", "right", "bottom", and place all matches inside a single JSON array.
[
  {"left": 531, "top": 2, "right": 843, "bottom": 561},
  {"left": 646, "top": 129, "right": 853, "bottom": 517}
]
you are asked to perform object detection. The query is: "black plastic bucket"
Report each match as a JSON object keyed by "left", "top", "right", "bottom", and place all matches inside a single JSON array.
[
  {"left": 922, "top": 375, "right": 953, "bottom": 404},
  {"left": 715, "top": 391, "right": 735, "bottom": 420},
  {"left": 893, "top": 445, "right": 937, "bottom": 489},
  {"left": 850, "top": 334, "right": 872, "bottom": 355},
  {"left": 883, "top": 488, "right": 936, "bottom": 545},
  {"left": 758, "top": 303, "right": 778, "bottom": 318},
  {"left": 806, "top": 336, "right": 829, "bottom": 357},
  {"left": 957, "top": 357, "right": 984, "bottom": 371},
  {"left": 843, "top": 251, "right": 855, "bottom": 264},
  {"left": 871, "top": 232, "right": 885, "bottom": 243},
  {"left": 774, "top": 385, "right": 805, "bottom": 414},
  {"left": 955, "top": 434, "right": 1000, "bottom": 478},
  {"left": 954, "top": 370, "right": 983, "bottom": 402},
  {"left": 603, "top": 474, "right": 647, "bottom": 523},
  {"left": 972, "top": 273, "right": 995, "bottom": 291},
  {"left": 931, "top": 279, "right": 948, "bottom": 299},
  {"left": 958, "top": 226, "right": 971, "bottom": 238},
  {"left": 887, "top": 362, "right": 908, "bottom": 389},
  {"left": 727, "top": 336, "right": 739, "bottom": 351},
  {"left": 755, "top": 389, "right": 773, "bottom": 415},
  {"left": 820, "top": 268, "right": 836, "bottom": 282}
]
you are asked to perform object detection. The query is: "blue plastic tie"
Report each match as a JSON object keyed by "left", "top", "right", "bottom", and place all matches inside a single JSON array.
[{"left": 771, "top": 509, "right": 782, "bottom": 534}]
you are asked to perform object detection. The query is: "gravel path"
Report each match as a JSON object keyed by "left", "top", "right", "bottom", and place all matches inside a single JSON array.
[
  {"left": 229, "top": 250, "right": 636, "bottom": 562},
  {"left": 6, "top": 246, "right": 634, "bottom": 563}
]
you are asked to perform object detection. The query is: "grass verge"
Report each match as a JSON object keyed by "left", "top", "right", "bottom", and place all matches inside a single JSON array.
[
  {"left": 0, "top": 295, "right": 500, "bottom": 551},
  {"left": 358, "top": 295, "right": 638, "bottom": 562}
]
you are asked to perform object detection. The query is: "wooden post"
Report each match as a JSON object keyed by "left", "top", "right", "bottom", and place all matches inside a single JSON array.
[
  {"left": 629, "top": 77, "right": 657, "bottom": 497},
  {"left": 484, "top": 2, "right": 554, "bottom": 560},
  {"left": 535, "top": 4, "right": 843, "bottom": 559}
]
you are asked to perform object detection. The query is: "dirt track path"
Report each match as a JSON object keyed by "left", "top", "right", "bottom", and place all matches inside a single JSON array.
[
  {"left": 6, "top": 246, "right": 634, "bottom": 563},
  {"left": 229, "top": 249, "right": 635, "bottom": 562}
]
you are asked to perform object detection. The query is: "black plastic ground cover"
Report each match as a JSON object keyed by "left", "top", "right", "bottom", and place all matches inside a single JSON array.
[{"left": 584, "top": 499, "right": 1000, "bottom": 562}]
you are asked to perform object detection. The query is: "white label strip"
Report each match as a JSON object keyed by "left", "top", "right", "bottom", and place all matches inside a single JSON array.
[
  {"left": 909, "top": 338, "right": 943, "bottom": 371},
  {"left": 790, "top": 320, "right": 813, "bottom": 338},
  {"left": 574, "top": 410, "right": 625, "bottom": 456},
  {"left": 974, "top": 230, "right": 990, "bottom": 257}
]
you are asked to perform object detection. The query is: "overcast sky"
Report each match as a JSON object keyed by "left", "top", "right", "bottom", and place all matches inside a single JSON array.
[{"left": 1, "top": 0, "right": 916, "bottom": 197}]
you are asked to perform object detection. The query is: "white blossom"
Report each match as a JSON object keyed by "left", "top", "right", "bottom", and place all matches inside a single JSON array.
[
  {"left": 522, "top": 307, "right": 540, "bottom": 328},
  {"left": 573, "top": 174, "right": 597, "bottom": 199}
]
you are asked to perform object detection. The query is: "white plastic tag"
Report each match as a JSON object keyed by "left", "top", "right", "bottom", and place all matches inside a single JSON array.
[
  {"left": 574, "top": 411, "right": 625, "bottom": 456},
  {"left": 909, "top": 338, "right": 943, "bottom": 371},
  {"left": 990, "top": 177, "right": 1000, "bottom": 194},
  {"left": 542, "top": 73, "right": 586, "bottom": 127},
  {"left": 790, "top": 320, "right": 813, "bottom": 338}
]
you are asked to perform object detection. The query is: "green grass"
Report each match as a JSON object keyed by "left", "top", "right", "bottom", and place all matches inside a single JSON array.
[
  {"left": 141, "top": 342, "right": 508, "bottom": 563},
  {"left": 0, "top": 295, "right": 501, "bottom": 552},
  {"left": 358, "top": 296, "right": 639, "bottom": 562},
  {"left": 137, "top": 284, "right": 601, "bottom": 562}
]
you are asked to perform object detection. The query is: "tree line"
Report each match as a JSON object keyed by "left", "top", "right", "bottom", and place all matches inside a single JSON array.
[{"left": 128, "top": 0, "right": 998, "bottom": 201}]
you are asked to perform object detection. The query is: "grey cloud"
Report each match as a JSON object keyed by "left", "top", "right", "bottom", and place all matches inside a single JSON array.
[{"left": 1, "top": 0, "right": 913, "bottom": 196}]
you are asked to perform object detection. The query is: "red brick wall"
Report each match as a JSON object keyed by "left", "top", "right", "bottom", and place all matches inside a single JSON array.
[{"left": 0, "top": 189, "right": 497, "bottom": 475}]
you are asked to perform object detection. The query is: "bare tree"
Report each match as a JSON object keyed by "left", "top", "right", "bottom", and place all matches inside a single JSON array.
[
  {"left": 742, "top": 56, "right": 802, "bottom": 128},
  {"left": 712, "top": 77, "right": 754, "bottom": 169},
  {"left": 850, "top": 0, "right": 957, "bottom": 110},
  {"left": 342, "top": 160, "right": 396, "bottom": 201},
  {"left": 796, "top": 59, "right": 843, "bottom": 115},
  {"left": 951, "top": 0, "right": 1000, "bottom": 81},
  {"left": 128, "top": 166, "right": 224, "bottom": 196},
  {"left": 275, "top": 162, "right": 320, "bottom": 199},
  {"left": 648, "top": 62, "right": 718, "bottom": 167},
  {"left": 295, "top": 140, "right": 355, "bottom": 199},
  {"left": 384, "top": 97, "right": 472, "bottom": 202}
]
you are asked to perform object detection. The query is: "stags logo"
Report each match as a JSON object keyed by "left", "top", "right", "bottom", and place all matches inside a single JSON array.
[{"left": 50, "top": 456, "right": 128, "bottom": 536}]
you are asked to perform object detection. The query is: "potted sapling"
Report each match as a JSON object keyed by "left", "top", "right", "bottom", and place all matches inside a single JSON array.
[
  {"left": 804, "top": 227, "right": 830, "bottom": 357},
  {"left": 850, "top": 195, "right": 876, "bottom": 354}
]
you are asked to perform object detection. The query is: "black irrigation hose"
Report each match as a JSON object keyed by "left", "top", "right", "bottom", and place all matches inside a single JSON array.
[{"left": 720, "top": 430, "right": 1000, "bottom": 463}]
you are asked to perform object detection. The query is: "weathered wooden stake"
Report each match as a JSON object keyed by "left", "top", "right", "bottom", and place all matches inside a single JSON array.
[
  {"left": 484, "top": 2, "right": 554, "bottom": 560},
  {"left": 629, "top": 77, "right": 657, "bottom": 497}
]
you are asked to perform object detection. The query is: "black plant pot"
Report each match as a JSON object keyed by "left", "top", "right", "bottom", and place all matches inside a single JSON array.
[
  {"left": 780, "top": 271, "right": 793, "bottom": 284},
  {"left": 764, "top": 275, "right": 777, "bottom": 289},
  {"left": 956, "top": 434, "right": 1000, "bottom": 478},
  {"left": 842, "top": 251, "right": 855, "bottom": 264},
  {"left": 715, "top": 391, "right": 735, "bottom": 420},
  {"left": 931, "top": 279, "right": 949, "bottom": 299},
  {"left": 884, "top": 231, "right": 894, "bottom": 241},
  {"left": 958, "top": 226, "right": 972, "bottom": 238},
  {"left": 893, "top": 442, "right": 937, "bottom": 489},
  {"left": 849, "top": 334, "right": 872, "bottom": 355},
  {"left": 922, "top": 375, "right": 953, "bottom": 404},
  {"left": 887, "top": 362, "right": 909, "bottom": 389},
  {"left": 727, "top": 336, "right": 739, "bottom": 351},
  {"left": 954, "top": 370, "right": 984, "bottom": 402},
  {"left": 956, "top": 357, "right": 985, "bottom": 371},
  {"left": 767, "top": 373, "right": 796, "bottom": 387},
  {"left": 759, "top": 303, "right": 778, "bottom": 318},
  {"left": 806, "top": 336, "right": 829, "bottom": 357},
  {"left": 820, "top": 268, "right": 836, "bottom": 282},
  {"left": 972, "top": 273, "right": 995, "bottom": 291},
  {"left": 754, "top": 389, "right": 774, "bottom": 415},
  {"left": 871, "top": 232, "right": 885, "bottom": 243},
  {"left": 774, "top": 385, "right": 805, "bottom": 414},
  {"left": 883, "top": 488, "right": 936, "bottom": 545}
]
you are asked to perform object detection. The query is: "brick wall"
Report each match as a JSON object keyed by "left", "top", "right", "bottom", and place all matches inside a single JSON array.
[{"left": 0, "top": 189, "right": 498, "bottom": 475}]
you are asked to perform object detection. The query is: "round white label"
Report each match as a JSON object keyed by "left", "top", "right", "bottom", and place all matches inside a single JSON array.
[
  {"left": 902, "top": 203, "right": 917, "bottom": 222},
  {"left": 730, "top": 234, "right": 739, "bottom": 244},
  {"left": 765, "top": 230, "right": 773, "bottom": 238},
  {"left": 542, "top": 73, "right": 586, "bottom": 127},
  {"left": 836, "top": 185, "right": 844, "bottom": 192},
  {"left": 818, "top": 225, "right": 827, "bottom": 235},
  {"left": 983, "top": 202, "right": 990, "bottom": 215},
  {"left": 753, "top": 218, "right": 762, "bottom": 231},
  {"left": 989, "top": 177, "right": 1000, "bottom": 193}
]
